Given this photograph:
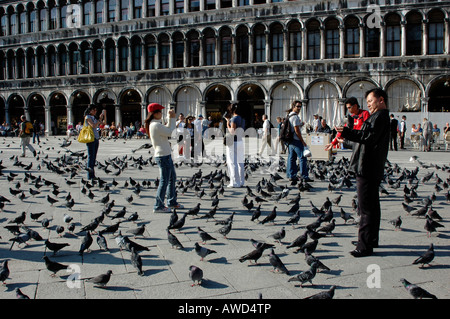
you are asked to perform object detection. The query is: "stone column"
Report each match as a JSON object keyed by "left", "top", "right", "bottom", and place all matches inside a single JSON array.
[
  {"left": 320, "top": 26, "right": 325, "bottom": 60},
  {"left": 401, "top": 20, "right": 407, "bottom": 57},
  {"left": 141, "top": 103, "right": 147, "bottom": 125},
  {"left": 283, "top": 29, "right": 288, "bottom": 61},
  {"left": 379, "top": 22, "right": 385, "bottom": 57},
  {"left": 115, "top": 104, "right": 122, "bottom": 126},
  {"left": 339, "top": 25, "right": 345, "bottom": 59},
  {"left": 44, "top": 105, "right": 52, "bottom": 136},
  {"left": 421, "top": 97, "right": 429, "bottom": 117},
  {"left": 422, "top": 19, "right": 428, "bottom": 55},
  {"left": 359, "top": 23, "right": 365, "bottom": 57},
  {"left": 445, "top": 18, "right": 450, "bottom": 55},
  {"left": 67, "top": 104, "right": 74, "bottom": 127},
  {"left": 24, "top": 107, "right": 31, "bottom": 122},
  {"left": 301, "top": 27, "right": 307, "bottom": 60},
  {"left": 265, "top": 30, "right": 270, "bottom": 62}
]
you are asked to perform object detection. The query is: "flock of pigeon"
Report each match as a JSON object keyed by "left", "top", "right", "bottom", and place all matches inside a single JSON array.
[{"left": 0, "top": 136, "right": 449, "bottom": 299}]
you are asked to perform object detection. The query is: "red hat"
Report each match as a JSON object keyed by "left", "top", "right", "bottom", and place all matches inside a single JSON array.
[{"left": 147, "top": 103, "right": 165, "bottom": 113}]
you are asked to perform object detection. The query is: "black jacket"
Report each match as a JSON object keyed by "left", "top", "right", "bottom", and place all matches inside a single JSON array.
[{"left": 341, "top": 109, "right": 390, "bottom": 181}]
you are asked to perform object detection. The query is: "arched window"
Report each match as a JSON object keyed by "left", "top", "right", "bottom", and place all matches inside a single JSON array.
[
  {"left": 365, "top": 14, "right": 379, "bottom": 57},
  {"left": 60, "top": 1, "right": 67, "bottom": 28},
  {"left": 8, "top": 7, "right": 16, "bottom": 35},
  {"left": 68, "top": 43, "right": 79, "bottom": 75},
  {"left": 95, "top": 0, "right": 104, "bottom": 24},
  {"left": 47, "top": 46, "right": 57, "bottom": 76},
  {"left": 307, "top": 19, "right": 320, "bottom": 60},
  {"left": 158, "top": 34, "right": 170, "bottom": 69},
  {"left": 173, "top": 32, "right": 184, "bottom": 68},
  {"left": 147, "top": 0, "right": 156, "bottom": 17},
  {"left": 161, "top": 0, "right": 169, "bottom": 16},
  {"left": 288, "top": 21, "right": 302, "bottom": 61},
  {"left": 7, "top": 50, "right": 15, "bottom": 79},
  {"left": 203, "top": 28, "right": 216, "bottom": 66},
  {"left": 26, "top": 48, "right": 35, "bottom": 78},
  {"left": 58, "top": 45, "right": 67, "bottom": 76},
  {"left": 108, "top": 0, "right": 116, "bottom": 22},
  {"left": 0, "top": 51, "right": 6, "bottom": 80},
  {"left": 345, "top": 16, "right": 360, "bottom": 58},
  {"left": 134, "top": 0, "right": 143, "bottom": 18},
  {"left": 175, "top": 0, "right": 184, "bottom": 14},
  {"left": 406, "top": 12, "right": 422, "bottom": 56},
  {"left": 385, "top": 13, "right": 401, "bottom": 56},
  {"left": 36, "top": 47, "right": 45, "bottom": 77},
  {"left": 93, "top": 40, "right": 103, "bottom": 73},
  {"left": 118, "top": 37, "right": 129, "bottom": 71},
  {"left": 187, "top": 30, "right": 200, "bottom": 67},
  {"left": 39, "top": 6, "right": 47, "bottom": 32},
  {"left": 220, "top": 27, "right": 232, "bottom": 65},
  {"left": 0, "top": 9, "right": 6, "bottom": 36},
  {"left": 17, "top": 49, "right": 25, "bottom": 79},
  {"left": 236, "top": 25, "right": 249, "bottom": 64},
  {"left": 131, "top": 36, "right": 142, "bottom": 70},
  {"left": 29, "top": 3, "right": 36, "bottom": 31},
  {"left": 428, "top": 9, "right": 444, "bottom": 55},
  {"left": 49, "top": 1, "right": 57, "bottom": 29},
  {"left": 80, "top": 42, "right": 91, "bottom": 74},
  {"left": 105, "top": 39, "right": 116, "bottom": 72},
  {"left": 120, "top": 0, "right": 129, "bottom": 20},
  {"left": 18, "top": 5, "right": 26, "bottom": 34},
  {"left": 270, "top": 23, "right": 284, "bottom": 62},
  {"left": 253, "top": 24, "right": 266, "bottom": 63},
  {"left": 325, "top": 18, "right": 339, "bottom": 59},
  {"left": 144, "top": 35, "right": 156, "bottom": 69}
]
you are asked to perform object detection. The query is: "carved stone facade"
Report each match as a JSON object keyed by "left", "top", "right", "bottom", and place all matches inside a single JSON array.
[{"left": 1, "top": 0, "right": 449, "bottom": 135}]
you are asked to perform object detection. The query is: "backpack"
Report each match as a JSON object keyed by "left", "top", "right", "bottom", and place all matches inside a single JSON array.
[
  {"left": 279, "top": 114, "right": 296, "bottom": 143},
  {"left": 24, "top": 121, "right": 33, "bottom": 135}
]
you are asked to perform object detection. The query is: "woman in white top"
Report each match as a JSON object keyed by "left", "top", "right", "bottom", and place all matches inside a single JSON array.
[{"left": 144, "top": 103, "right": 183, "bottom": 213}]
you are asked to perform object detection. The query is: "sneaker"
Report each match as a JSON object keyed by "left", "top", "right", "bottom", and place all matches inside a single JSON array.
[
  {"left": 153, "top": 207, "right": 171, "bottom": 213},
  {"left": 168, "top": 203, "right": 184, "bottom": 209}
]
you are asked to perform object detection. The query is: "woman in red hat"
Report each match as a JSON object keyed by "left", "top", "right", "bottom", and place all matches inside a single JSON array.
[{"left": 145, "top": 103, "right": 183, "bottom": 213}]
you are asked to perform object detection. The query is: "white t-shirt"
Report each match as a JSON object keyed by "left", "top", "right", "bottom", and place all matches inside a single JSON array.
[
  {"left": 289, "top": 112, "right": 302, "bottom": 141},
  {"left": 149, "top": 118, "right": 176, "bottom": 157}
]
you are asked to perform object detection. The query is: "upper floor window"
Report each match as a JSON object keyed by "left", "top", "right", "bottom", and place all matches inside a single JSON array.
[
  {"left": 345, "top": 16, "right": 360, "bottom": 57},
  {"left": 147, "top": 0, "right": 156, "bottom": 17},
  {"left": 325, "top": 18, "right": 339, "bottom": 59},
  {"left": 307, "top": 20, "right": 320, "bottom": 60},
  {"left": 385, "top": 13, "right": 401, "bottom": 56},
  {"left": 95, "top": 0, "right": 104, "bottom": 24},
  {"left": 428, "top": 10, "right": 444, "bottom": 55},
  {"left": 134, "top": 0, "right": 143, "bottom": 18},
  {"left": 121, "top": 0, "right": 129, "bottom": 20}
]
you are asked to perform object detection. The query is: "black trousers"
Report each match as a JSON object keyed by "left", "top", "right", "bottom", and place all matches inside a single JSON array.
[
  {"left": 390, "top": 132, "right": 397, "bottom": 151},
  {"left": 356, "top": 176, "right": 381, "bottom": 252}
]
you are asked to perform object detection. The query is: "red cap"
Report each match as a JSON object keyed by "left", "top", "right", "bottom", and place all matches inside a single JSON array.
[{"left": 147, "top": 103, "right": 165, "bottom": 113}]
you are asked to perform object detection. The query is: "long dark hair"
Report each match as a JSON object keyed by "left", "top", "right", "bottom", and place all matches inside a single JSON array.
[
  {"left": 144, "top": 112, "right": 157, "bottom": 138},
  {"left": 84, "top": 104, "right": 98, "bottom": 117}
]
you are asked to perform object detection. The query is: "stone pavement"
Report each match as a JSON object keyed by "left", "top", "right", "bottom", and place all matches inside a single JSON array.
[{"left": 0, "top": 135, "right": 449, "bottom": 300}]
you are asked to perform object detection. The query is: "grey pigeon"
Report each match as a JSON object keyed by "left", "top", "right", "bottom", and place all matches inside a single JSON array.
[
  {"left": 45, "top": 239, "right": 70, "bottom": 255},
  {"left": 0, "top": 260, "right": 10, "bottom": 284},
  {"left": 299, "top": 239, "right": 319, "bottom": 254},
  {"left": 194, "top": 242, "right": 217, "bottom": 261},
  {"left": 268, "top": 226, "right": 285, "bottom": 244},
  {"left": 96, "top": 233, "right": 109, "bottom": 251},
  {"left": 305, "top": 252, "right": 330, "bottom": 272},
  {"left": 43, "top": 256, "right": 69, "bottom": 277},
  {"left": 126, "top": 224, "right": 146, "bottom": 238},
  {"left": 131, "top": 247, "right": 144, "bottom": 276},
  {"left": 268, "top": 249, "right": 290, "bottom": 275},
  {"left": 79, "top": 231, "right": 93, "bottom": 264},
  {"left": 317, "top": 219, "right": 336, "bottom": 235},
  {"left": 87, "top": 270, "right": 113, "bottom": 288},
  {"left": 168, "top": 213, "right": 187, "bottom": 232},
  {"left": 189, "top": 265, "right": 203, "bottom": 286},
  {"left": 218, "top": 221, "right": 232, "bottom": 239},
  {"left": 304, "top": 285, "right": 336, "bottom": 299},
  {"left": 287, "top": 231, "right": 308, "bottom": 251},
  {"left": 167, "top": 229, "right": 184, "bottom": 249},
  {"left": 15, "top": 287, "right": 30, "bottom": 299},
  {"left": 239, "top": 246, "right": 265, "bottom": 265},
  {"left": 412, "top": 244, "right": 434, "bottom": 268},
  {"left": 261, "top": 206, "right": 277, "bottom": 225},
  {"left": 288, "top": 262, "right": 318, "bottom": 287},
  {"left": 389, "top": 216, "right": 402, "bottom": 230},
  {"left": 400, "top": 278, "right": 437, "bottom": 299},
  {"left": 340, "top": 208, "right": 355, "bottom": 224},
  {"left": 197, "top": 227, "right": 217, "bottom": 244},
  {"left": 286, "top": 211, "right": 300, "bottom": 227}
]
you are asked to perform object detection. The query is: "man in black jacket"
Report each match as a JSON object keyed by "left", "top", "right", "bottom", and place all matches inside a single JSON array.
[
  {"left": 389, "top": 114, "right": 398, "bottom": 151},
  {"left": 336, "top": 88, "right": 390, "bottom": 257}
]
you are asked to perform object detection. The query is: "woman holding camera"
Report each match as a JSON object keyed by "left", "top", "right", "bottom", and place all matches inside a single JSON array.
[{"left": 84, "top": 105, "right": 105, "bottom": 180}]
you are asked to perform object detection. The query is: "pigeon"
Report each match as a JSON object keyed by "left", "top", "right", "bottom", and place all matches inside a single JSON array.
[
  {"left": 15, "top": 287, "right": 30, "bottom": 299},
  {"left": 306, "top": 229, "right": 327, "bottom": 241},
  {"left": 131, "top": 247, "right": 144, "bottom": 276},
  {"left": 287, "top": 231, "right": 308, "bottom": 251},
  {"left": 79, "top": 231, "right": 93, "bottom": 264},
  {"left": 243, "top": 200, "right": 254, "bottom": 212},
  {"left": 288, "top": 262, "right": 318, "bottom": 287},
  {"left": 30, "top": 212, "right": 45, "bottom": 221},
  {"left": 126, "top": 224, "right": 146, "bottom": 238},
  {"left": 168, "top": 213, "right": 187, "bottom": 232},
  {"left": 424, "top": 215, "right": 444, "bottom": 237},
  {"left": 305, "top": 252, "right": 330, "bottom": 272},
  {"left": 110, "top": 207, "right": 127, "bottom": 220},
  {"left": 400, "top": 278, "right": 437, "bottom": 299},
  {"left": 251, "top": 205, "right": 262, "bottom": 222},
  {"left": 167, "top": 229, "right": 184, "bottom": 249},
  {"left": 189, "top": 265, "right": 203, "bottom": 287},
  {"left": 87, "top": 270, "right": 113, "bottom": 288},
  {"left": 218, "top": 221, "right": 232, "bottom": 239},
  {"left": 299, "top": 239, "right": 319, "bottom": 254},
  {"left": 250, "top": 239, "right": 274, "bottom": 250},
  {"left": 286, "top": 211, "right": 300, "bottom": 227},
  {"left": 41, "top": 218, "right": 51, "bottom": 229},
  {"left": 169, "top": 209, "right": 179, "bottom": 227},
  {"left": 96, "top": 233, "right": 109, "bottom": 252},
  {"left": 46, "top": 195, "right": 58, "bottom": 206},
  {"left": 332, "top": 195, "right": 342, "bottom": 206},
  {"left": 340, "top": 208, "right": 355, "bottom": 224},
  {"left": 187, "top": 203, "right": 201, "bottom": 216},
  {"left": 239, "top": 246, "right": 265, "bottom": 264},
  {"left": 197, "top": 227, "right": 217, "bottom": 244},
  {"left": 9, "top": 211, "right": 26, "bottom": 225},
  {"left": 317, "top": 219, "right": 336, "bottom": 235},
  {"left": 194, "top": 242, "right": 217, "bottom": 261},
  {"left": 261, "top": 206, "right": 277, "bottom": 225},
  {"left": 43, "top": 256, "right": 69, "bottom": 277},
  {"left": 412, "top": 244, "right": 435, "bottom": 268},
  {"left": 80, "top": 219, "right": 100, "bottom": 234},
  {"left": 0, "top": 260, "right": 10, "bottom": 284},
  {"left": 268, "top": 249, "right": 290, "bottom": 275},
  {"left": 63, "top": 214, "right": 73, "bottom": 224},
  {"left": 389, "top": 216, "right": 402, "bottom": 230},
  {"left": 426, "top": 206, "right": 442, "bottom": 220},
  {"left": 304, "top": 285, "right": 336, "bottom": 299},
  {"left": 56, "top": 225, "right": 65, "bottom": 237},
  {"left": 45, "top": 239, "right": 70, "bottom": 255},
  {"left": 268, "top": 226, "right": 285, "bottom": 244},
  {"left": 99, "top": 222, "right": 121, "bottom": 235}
]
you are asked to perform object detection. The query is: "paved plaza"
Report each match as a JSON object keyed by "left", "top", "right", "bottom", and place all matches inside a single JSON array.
[{"left": 0, "top": 135, "right": 449, "bottom": 300}]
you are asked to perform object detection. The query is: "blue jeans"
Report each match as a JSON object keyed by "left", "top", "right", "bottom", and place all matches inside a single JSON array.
[
  {"left": 286, "top": 139, "right": 309, "bottom": 179},
  {"left": 155, "top": 155, "right": 178, "bottom": 210},
  {"left": 86, "top": 139, "right": 99, "bottom": 179}
]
